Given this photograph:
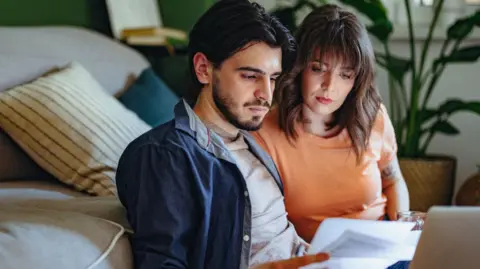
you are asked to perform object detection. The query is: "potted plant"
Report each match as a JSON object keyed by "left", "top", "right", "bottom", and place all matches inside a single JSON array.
[{"left": 272, "top": 0, "right": 480, "bottom": 211}]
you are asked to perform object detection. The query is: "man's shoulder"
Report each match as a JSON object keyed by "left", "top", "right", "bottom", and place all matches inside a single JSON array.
[{"left": 122, "top": 120, "right": 193, "bottom": 156}]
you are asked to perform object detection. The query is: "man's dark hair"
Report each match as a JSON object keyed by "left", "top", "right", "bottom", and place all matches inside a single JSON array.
[{"left": 186, "top": 0, "right": 296, "bottom": 101}]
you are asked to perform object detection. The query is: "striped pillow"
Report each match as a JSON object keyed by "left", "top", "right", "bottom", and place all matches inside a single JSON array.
[{"left": 0, "top": 62, "right": 151, "bottom": 196}]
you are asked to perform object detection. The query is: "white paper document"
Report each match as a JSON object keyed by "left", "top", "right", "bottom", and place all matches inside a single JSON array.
[{"left": 302, "top": 218, "right": 419, "bottom": 269}]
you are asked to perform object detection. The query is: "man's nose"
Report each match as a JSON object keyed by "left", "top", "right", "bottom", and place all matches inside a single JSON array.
[{"left": 254, "top": 78, "right": 273, "bottom": 102}]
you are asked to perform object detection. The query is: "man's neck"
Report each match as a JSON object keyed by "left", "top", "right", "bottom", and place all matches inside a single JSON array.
[
  {"left": 193, "top": 91, "right": 239, "bottom": 140},
  {"left": 302, "top": 104, "right": 337, "bottom": 137}
]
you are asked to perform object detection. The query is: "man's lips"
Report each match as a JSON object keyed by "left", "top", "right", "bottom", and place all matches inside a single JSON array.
[{"left": 247, "top": 106, "right": 269, "bottom": 114}]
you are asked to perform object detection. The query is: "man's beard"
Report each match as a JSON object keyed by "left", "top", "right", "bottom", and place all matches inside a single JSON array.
[{"left": 212, "top": 76, "right": 270, "bottom": 131}]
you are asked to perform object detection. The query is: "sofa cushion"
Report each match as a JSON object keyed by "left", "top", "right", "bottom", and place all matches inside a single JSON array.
[
  {"left": 0, "top": 26, "right": 149, "bottom": 95},
  {"left": 0, "top": 62, "right": 151, "bottom": 196},
  {"left": 118, "top": 67, "right": 179, "bottom": 127},
  {"left": 0, "top": 206, "right": 132, "bottom": 269},
  {"left": 0, "top": 129, "right": 53, "bottom": 182},
  {"left": 0, "top": 26, "right": 150, "bottom": 183},
  {"left": 0, "top": 179, "right": 89, "bottom": 203}
]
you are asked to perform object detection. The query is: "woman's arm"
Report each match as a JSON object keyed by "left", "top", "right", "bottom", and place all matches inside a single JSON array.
[{"left": 381, "top": 156, "right": 410, "bottom": 220}]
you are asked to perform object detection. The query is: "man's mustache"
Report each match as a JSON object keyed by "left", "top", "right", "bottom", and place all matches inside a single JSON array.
[{"left": 244, "top": 99, "right": 271, "bottom": 108}]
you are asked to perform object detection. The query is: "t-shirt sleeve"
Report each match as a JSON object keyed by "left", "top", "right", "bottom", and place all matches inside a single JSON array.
[{"left": 378, "top": 104, "right": 398, "bottom": 170}]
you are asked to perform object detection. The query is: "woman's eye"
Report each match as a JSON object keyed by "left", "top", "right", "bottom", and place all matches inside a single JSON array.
[
  {"left": 311, "top": 66, "right": 325, "bottom": 73},
  {"left": 341, "top": 73, "right": 354, "bottom": 80}
]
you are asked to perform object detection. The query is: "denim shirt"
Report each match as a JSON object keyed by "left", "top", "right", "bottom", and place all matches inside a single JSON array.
[{"left": 116, "top": 99, "right": 283, "bottom": 269}]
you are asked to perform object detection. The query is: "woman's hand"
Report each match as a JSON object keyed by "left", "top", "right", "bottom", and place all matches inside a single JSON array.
[{"left": 251, "top": 253, "right": 330, "bottom": 269}]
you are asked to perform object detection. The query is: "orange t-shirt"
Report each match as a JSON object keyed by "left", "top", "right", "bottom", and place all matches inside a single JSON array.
[{"left": 251, "top": 105, "right": 397, "bottom": 242}]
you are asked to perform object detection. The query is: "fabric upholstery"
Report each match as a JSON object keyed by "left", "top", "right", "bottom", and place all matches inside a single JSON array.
[
  {"left": 0, "top": 25, "right": 150, "bottom": 183},
  {"left": 0, "top": 62, "right": 151, "bottom": 196},
  {"left": 0, "top": 179, "right": 89, "bottom": 203},
  {"left": 118, "top": 67, "right": 179, "bottom": 127},
  {"left": 0, "top": 130, "right": 54, "bottom": 182},
  {"left": 0, "top": 206, "right": 132, "bottom": 269},
  {"left": 0, "top": 26, "right": 149, "bottom": 95}
]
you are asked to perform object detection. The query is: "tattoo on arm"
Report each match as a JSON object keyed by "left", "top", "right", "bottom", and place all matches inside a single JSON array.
[{"left": 381, "top": 157, "right": 402, "bottom": 180}]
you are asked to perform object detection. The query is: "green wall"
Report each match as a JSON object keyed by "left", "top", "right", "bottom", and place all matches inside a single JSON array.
[
  {"left": 0, "top": 0, "right": 215, "bottom": 35},
  {"left": 159, "top": 0, "right": 215, "bottom": 32}
]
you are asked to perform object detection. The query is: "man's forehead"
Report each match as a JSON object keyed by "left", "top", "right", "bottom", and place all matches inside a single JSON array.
[{"left": 227, "top": 42, "right": 282, "bottom": 74}]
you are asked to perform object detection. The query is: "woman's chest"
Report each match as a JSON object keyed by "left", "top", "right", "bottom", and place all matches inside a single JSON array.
[{"left": 276, "top": 142, "right": 383, "bottom": 213}]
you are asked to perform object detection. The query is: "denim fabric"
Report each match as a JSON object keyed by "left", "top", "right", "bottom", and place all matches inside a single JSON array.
[
  {"left": 116, "top": 100, "right": 283, "bottom": 269},
  {"left": 387, "top": 261, "right": 411, "bottom": 269}
]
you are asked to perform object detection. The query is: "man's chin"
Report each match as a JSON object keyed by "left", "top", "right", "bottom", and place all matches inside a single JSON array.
[{"left": 231, "top": 118, "right": 263, "bottom": 132}]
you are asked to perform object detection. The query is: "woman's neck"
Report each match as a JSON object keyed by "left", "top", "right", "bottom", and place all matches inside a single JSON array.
[{"left": 301, "top": 104, "right": 338, "bottom": 138}]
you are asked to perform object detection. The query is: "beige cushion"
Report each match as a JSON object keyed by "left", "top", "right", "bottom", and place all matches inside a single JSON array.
[
  {"left": 0, "top": 206, "right": 133, "bottom": 269},
  {"left": 5, "top": 196, "right": 131, "bottom": 230},
  {"left": 0, "top": 179, "right": 90, "bottom": 203},
  {"left": 0, "top": 62, "right": 151, "bottom": 196}
]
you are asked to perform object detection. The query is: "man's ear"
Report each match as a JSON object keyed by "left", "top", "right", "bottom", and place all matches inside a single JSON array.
[{"left": 193, "top": 52, "right": 213, "bottom": 85}]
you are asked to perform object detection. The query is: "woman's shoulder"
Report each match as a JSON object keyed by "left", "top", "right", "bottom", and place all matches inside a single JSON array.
[
  {"left": 255, "top": 108, "right": 282, "bottom": 132},
  {"left": 370, "top": 103, "right": 397, "bottom": 150},
  {"left": 372, "top": 104, "right": 390, "bottom": 133},
  {"left": 250, "top": 108, "right": 288, "bottom": 147}
]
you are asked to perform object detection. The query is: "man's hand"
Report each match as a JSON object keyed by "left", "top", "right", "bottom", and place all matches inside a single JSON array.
[{"left": 252, "top": 253, "right": 330, "bottom": 269}]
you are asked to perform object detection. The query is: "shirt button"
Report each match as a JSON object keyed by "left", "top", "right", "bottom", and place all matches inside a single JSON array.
[
  {"left": 244, "top": 191, "right": 249, "bottom": 197},
  {"left": 243, "top": 235, "right": 250, "bottom": 242}
]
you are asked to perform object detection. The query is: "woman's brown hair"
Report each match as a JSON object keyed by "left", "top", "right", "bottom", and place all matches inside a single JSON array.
[{"left": 276, "top": 4, "right": 382, "bottom": 163}]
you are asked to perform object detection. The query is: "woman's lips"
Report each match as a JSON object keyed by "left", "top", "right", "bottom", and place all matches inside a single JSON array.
[{"left": 316, "top": 97, "right": 333, "bottom": 105}]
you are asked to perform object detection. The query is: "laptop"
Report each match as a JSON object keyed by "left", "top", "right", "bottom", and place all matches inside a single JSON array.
[{"left": 409, "top": 206, "right": 480, "bottom": 269}]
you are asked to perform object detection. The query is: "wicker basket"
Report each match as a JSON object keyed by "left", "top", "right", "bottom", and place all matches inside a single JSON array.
[
  {"left": 399, "top": 155, "right": 456, "bottom": 212},
  {"left": 455, "top": 166, "right": 480, "bottom": 206}
]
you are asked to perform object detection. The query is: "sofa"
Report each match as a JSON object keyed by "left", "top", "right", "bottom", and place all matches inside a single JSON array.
[{"left": 0, "top": 26, "right": 178, "bottom": 269}]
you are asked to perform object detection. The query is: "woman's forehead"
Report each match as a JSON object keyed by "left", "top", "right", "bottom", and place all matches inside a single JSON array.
[{"left": 309, "top": 47, "right": 359, "bottom": 70}]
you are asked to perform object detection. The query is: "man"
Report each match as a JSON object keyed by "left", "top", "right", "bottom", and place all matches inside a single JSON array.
[{"left": 116, "top": 0, "right": 329, "bottom": 269}]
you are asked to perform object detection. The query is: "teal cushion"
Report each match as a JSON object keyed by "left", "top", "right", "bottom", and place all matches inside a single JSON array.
[{"left": 119, "top": 68, "right": 179, "bottom": 127}]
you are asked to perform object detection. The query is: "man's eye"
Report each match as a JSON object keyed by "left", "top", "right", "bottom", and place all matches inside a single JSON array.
[{"left": 242, "top": 74, "right": 257, "bottom": 80}]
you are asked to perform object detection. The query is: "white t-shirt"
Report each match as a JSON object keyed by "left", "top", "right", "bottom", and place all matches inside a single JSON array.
[{"left": 224, "top": 135, "right": 303, "bottom": 267}]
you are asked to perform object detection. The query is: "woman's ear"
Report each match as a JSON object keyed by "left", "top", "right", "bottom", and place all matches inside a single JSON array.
[{"left": 193, "top": 52, "right": 212, "bottom": 85}]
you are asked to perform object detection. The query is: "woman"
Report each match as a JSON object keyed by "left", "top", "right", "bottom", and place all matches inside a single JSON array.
[{"left": 252, "top": 4, "right": 410, "bottom": 243}]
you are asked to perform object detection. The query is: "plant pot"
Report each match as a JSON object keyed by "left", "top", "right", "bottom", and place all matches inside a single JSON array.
[
  {"left": 399, "top": 155, "right": 456, "bottom": 212},
  {"left": 455, "top": 165, "right": 480, "bottom": 206}
]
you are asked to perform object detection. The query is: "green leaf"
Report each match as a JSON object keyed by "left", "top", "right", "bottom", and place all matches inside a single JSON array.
[
  {"left": 375, "top": 52, "right": 412, "bottom": 86},
  {"left": 431, "top": 121, "right": 460, "bottom": 135},
  {"left": 367, "top": 19, "right": 393, "bottom": 42},
  {"left": 447, "top": 17, "right": 474, "bottom": 40},
  {"left": 438, "top": 99, "right": 480, "bottom": 115},
  {"left": 473, "top": 10, "right": 480, "bottom": 27},
  {"left": 435, "top": 46, "right": 480, "bottom": 66},
  {"left": 418, "top": 109, "right": 438, "bottom": 123}
]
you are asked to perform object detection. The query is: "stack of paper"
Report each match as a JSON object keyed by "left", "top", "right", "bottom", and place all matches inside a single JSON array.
[{"left": 302, "top": 218, "right": 419, "bottom": 269}]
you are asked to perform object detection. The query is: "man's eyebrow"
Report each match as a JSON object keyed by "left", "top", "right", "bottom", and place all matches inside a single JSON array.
[{"left": 236, "top": 67, "right": 281, "bottom": 76}]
